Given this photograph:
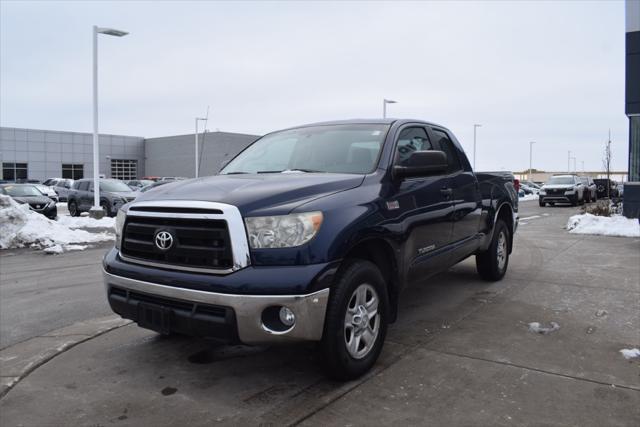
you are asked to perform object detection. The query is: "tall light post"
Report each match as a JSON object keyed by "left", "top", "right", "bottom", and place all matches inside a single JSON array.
[
  {"left": 528, "top": 141, "right": 535, "bottom": 180},
  {"left": 194, "top": 117, "right": 207, "bottom": 178},
  {"left": 567, "top": 150, "right": 571, "bottom": 174},
  {"left": 90, "top": 25, "right": 128, "bottom": 218},
  {"left": 382, "top": 99, "right": 397, "bottom": 119},
  {"left": 473, "top": 124, "right": 482, "bottom": 170}
]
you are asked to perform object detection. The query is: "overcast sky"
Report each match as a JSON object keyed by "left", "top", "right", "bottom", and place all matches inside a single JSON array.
[{"left": 0, "top": 0, "right": 630, "bottom": 172}]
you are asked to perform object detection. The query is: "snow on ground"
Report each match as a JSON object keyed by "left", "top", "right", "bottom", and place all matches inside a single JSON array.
[
  {"left": 519, "top": 194, "right": 539, "bottom": 202},
  {"left": 0, "top": 195, "right": 114, "bottom": 252},
  {"left": 528, "top": 321, "right": 560, "bottom": 334},
  {"left": 619, "top": 348, "right": 640, "bottom": 360},
  {"left": 57, "top": 215, "right": 115, "bottom": 229},
  {"left": 567, "top": 213, "right": 640, "bottom": 238}
]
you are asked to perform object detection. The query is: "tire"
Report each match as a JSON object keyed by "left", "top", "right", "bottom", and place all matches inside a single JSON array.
[
  {"left": 539, "top": 200, "right": 545, "bottom": 207},
  {"left": 571, "top": 196, "right": 578, "bottom": 207},
  {"left": 585, "top": 193, "right": 590, "bottom": 203},
  {"left": 320, "top": 260, "right": 388, "bottom": 381},
  {"left": 101, "top": 201, "right": 112, "bottom": 217},
  {"left": 68, "top": 200, "right": 80, "bottom": 217},
  {"left": 476, "top": 219, "right": 510, "bottom": 281}
]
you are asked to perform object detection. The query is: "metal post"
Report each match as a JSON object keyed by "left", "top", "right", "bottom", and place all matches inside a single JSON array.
[
  {"left": 195, "top": 119, "right": 199, "bottom": 178},
  {"left": 529, "top": 141, "right": 535, "bottom": 180},
  {"left": 91, "top": 26, "right": 101, "bottom": 214}
]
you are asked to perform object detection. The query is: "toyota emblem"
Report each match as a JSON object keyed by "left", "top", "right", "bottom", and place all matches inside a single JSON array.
[{"left": 154, "top": 230, "right": 174, "bottom": 250}]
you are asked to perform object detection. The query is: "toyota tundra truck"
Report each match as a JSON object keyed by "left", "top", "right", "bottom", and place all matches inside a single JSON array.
[{"left": 103, "top": 119, "right": 519, "bottom": 380}]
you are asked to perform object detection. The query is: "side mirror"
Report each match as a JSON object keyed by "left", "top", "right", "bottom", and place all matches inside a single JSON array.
[{"left": 393, "top": 150, "right": 448, "bottom": 179}]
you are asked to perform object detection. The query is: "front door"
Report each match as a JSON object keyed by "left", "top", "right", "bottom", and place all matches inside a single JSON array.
[{"left": 386, "top": 126, "right": 455, "bottom": 284}]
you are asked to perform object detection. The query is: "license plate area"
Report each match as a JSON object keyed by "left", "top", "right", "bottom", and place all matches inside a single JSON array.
[{"left": 137, "top": 302, "right": 172, "bottom": 334}]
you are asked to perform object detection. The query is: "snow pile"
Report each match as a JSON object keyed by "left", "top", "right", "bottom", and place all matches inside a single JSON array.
[
  {"left": 528, "top": 321, "right": 560, "bottom": 334},
  {"left": 519, "top": 194, "right": 539, "bottom": 202},
  {"left": 567, "top": 213, "right": 640, "bottom": 238},
  {"left": 619, "top": 348, "right": 640, "bottom": 360},
  {"left": 57, "top": 215, "right": 115, "bottom": 229},
  {"left": 0, "top": 195, "right": 114, "bottom": 252}
]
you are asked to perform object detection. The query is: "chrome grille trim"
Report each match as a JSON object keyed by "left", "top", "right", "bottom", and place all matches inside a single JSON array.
[{"left": 119, "top": 200, "right": 251, "bottom": 275}]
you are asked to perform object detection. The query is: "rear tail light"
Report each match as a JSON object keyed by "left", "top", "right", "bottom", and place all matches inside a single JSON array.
[{"left": 514, "top": 179, "right": 520, "bottom": 192}]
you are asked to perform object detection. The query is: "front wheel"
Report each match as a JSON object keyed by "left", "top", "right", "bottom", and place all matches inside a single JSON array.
[
  {"left": 68, "top": 200, "right": 80, "bottom": 217},
  {"left": 321, "top": 260, "right": 388, "bottom": 381},
  {"left": 476, "top": 219, "right": 510, "bottom": 281}
]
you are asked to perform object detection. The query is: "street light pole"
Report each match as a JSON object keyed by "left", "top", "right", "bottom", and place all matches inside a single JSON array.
[
  {"left": 382, "top": 99, "right": 397, "bottom": 119},
  {"left": 473, "top": 124, "right": 482, "bottom": 170},
  {"left": 194, "top": 117, "right": 207, "bottom": 178},
  {"left": 529, "top": 141, "right": 535, "bottom": 180},
  {"left": 90, "top": 25, "right": 128, "bottom": 218},
  {"left": 567, "top": 150, "right": 571, "bottom": 174}
]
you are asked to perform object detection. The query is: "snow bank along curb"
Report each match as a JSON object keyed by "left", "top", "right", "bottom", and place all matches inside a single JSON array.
[
  {"left": 0, "top": 194, "right": 114, "bottom": 252},
  {"left": 566, "top": 213, "right": 640, "bottom": 238},
  {"left": 0, "top": 315, "right": 131, "bottom": 399},
  {"left": 619, "top": 348, "right": 640, "bottom": 360}
]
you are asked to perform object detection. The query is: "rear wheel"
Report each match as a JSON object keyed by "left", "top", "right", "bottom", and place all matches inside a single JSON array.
[
  {"left": 321, "top": 260, "right": 388, "bottom": 381},
  {"left": 476, "top": 219, "right": 510, "bottom": 281},
  {"left": 68, "top": 200, "right": 80, "bottom": 217},
  {"left": 539, "top": 200, "right": 545, "bottom": 207},
  {"left": 101, "top": 201, "right": 112, "bottom": 217}
]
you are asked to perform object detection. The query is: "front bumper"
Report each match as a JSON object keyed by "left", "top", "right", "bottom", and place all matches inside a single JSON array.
[{"left": 103, "top": 270, "right": 330, "bottom": 344}]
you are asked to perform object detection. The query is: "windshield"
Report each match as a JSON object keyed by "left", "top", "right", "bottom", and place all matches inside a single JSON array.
[
  {"left": 221, "top": 124, "right": 390, "bottom": 175},
  {"left": 2, "top": 185, "right": 43, "bottom": 197},
  {"left": 99, "top": 181, "right": 133, "bottom": 192},
  {"left": 547, "top": 177, "right": 575, "bottom": 185}
]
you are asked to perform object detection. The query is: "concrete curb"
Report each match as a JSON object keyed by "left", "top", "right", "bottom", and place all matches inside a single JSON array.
[{"left": 0, "top": 315, "right": 131, "bottom": 398}]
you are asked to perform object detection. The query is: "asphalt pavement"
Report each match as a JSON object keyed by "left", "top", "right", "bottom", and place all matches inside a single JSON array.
[{"left": 0, "top": 201, "right": 638, "bottom": 426}]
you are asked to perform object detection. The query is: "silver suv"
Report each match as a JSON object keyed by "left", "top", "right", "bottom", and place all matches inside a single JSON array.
[{"left": 539, "top": 175, "right": 585, "bottom": 207}]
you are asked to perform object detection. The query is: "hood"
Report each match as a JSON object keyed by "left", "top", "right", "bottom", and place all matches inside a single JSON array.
[
  {"left": 542, "top": 184, "right": 575, "bottom": 190},
  {"left": 107, "top": 191, "right": 138, "bottom": 201},
  {"left": 134, "top": 173, "right": 365, "bottom": 216},
  {"left": 12, "top": 195, "right": 53, "bottom": 207}
]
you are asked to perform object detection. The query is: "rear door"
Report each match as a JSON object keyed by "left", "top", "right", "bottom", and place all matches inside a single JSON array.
[
  {"left": 431, "top": 127, "right": 482, "bottom": 248},
  {"left": 389, "top": 125, "right": 455, "bottom": 283}
]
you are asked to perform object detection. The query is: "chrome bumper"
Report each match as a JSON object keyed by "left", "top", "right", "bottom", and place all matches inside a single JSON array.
[{"left": 103, "top": 270, "right": 329, "bottom": 344}]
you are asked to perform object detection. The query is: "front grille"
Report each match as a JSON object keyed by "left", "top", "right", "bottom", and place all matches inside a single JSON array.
[{"left": 120, "top": 216, "right": 233, "bottom": 270}]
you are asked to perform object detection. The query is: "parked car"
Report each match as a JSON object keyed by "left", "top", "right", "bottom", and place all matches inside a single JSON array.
[
  {"left": 52, "top": 179, "right": 74, "bottom": 202},
  {"left": 67, "top": 179, "right": 138, "bottom": 217},
  {"left": 42, "top": 177, "right": 64, "bottom": 186},
  {"left": 520, "top": 184, "right": 537, "bottom": 195},
  {"left": 35, "top": 184, "right": 59, "bottom": 203},
  {"left": 522, "top": 180, "right": 541, "bottom": 190},
  {"left": 158, "top": 176, "right": 187, "bottom": 181},
  {"left": 578, "top": 176, "right": 597, "bottom": 203},
  {"left": 593, "top": 178, "right": 619, "bottom": 199},
  {"left": 538, "top": 174, "right": 585, "bottom": 206},
  {"left": 0, "top": 183, "right": 57, "bottom": 219},
  {"left": 139, "top": 180, "right": 175, "bottom": 193},
  {"left": 104, "top": 119, "right": 519, "bottom": 380},
  {"left": 126, "top": 179, "right": 154, "bottom": 190}
]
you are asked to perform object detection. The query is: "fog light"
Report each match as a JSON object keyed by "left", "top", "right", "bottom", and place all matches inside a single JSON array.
[{"left": 279, "top": 306, "right": 295, "bottom": 327}]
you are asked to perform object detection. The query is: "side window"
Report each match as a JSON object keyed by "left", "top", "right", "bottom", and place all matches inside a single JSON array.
[
  {"left": 76, "top": 181, "right": 89, "bottom": 191},
  {"left": 432, "top": 129, "right": 462, "bottom": 174},
  {"left": 395, "top": 127, "right": 433, "bottom": 166}
]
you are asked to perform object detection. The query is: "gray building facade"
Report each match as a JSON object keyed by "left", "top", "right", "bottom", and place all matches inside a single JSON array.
[
  {"left": 144, "top": 131, "right": 258, "bottom": 178},
  {"left": 0, "top": 126, "right": 257, "bottom": 182},
  {"left": 626, "top": 0, "right": 640, "bottom": 181}
]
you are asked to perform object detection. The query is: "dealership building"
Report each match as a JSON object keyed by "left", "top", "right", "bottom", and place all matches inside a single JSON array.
[{"left": 0, "top": 127, "right": 258, "bottom": 182}]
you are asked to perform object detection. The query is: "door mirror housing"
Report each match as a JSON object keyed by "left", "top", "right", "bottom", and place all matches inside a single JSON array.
[{"left": 393, "top": 150, "right": 448, "bottom": 179}]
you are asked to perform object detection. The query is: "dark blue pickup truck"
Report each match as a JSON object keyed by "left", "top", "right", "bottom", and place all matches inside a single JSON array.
[{"left": 104, "top": 119, "right": 518, "bottom": 379}]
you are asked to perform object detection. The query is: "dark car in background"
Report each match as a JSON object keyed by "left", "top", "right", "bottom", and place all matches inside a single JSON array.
[
  {"left": 126, "top": 179, "right": 154, "bottom": 190},
  {"left": 593, "top": 179, "right": 619, "bottom": 199},
  {"left": 67, "top": 179, "right": 138, "bottom": 217},
  {"left": 578, "top": 176, "right": 597, "bottom": 202},
  {"left": 0, "top": 183, "right": 57, "bottom": 219}
]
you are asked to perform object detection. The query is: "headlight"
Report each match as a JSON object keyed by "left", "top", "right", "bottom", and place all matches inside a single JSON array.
[
  {"left": 115, "top": 208, "right": 126, "bottom": 249},
  {"left": 244, "top": 212, "right": 323, "bottom": 249}
]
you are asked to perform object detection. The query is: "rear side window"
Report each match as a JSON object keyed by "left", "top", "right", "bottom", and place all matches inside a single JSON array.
[
  {"left": 432, "top": 129, "right": 462, "bottom": 174},
  {"left": 76, "top": 181, "right": 89, "bottom": 191},
  {"left": 395, "top": 127, "right": 433, "bottom": 166}
]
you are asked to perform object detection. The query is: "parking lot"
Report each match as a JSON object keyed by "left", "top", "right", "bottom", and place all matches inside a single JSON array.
[{"left": 1, "top": 200, "right": 638, "bottom": 426}]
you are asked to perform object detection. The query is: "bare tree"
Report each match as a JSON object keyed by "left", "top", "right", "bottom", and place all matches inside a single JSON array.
[{"left": 602, "top": 131, "right": 612, "bottom": 199}]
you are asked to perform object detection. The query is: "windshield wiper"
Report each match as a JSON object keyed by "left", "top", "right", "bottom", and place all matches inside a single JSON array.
[
  {"left": 224, "top": 171, "right": 250, "bottom": 175},
  {"left": 256, "top": 169, "right": 324, "bottom": 174}
]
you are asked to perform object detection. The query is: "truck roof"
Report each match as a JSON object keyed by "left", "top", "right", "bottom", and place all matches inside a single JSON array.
[{"left": 283, "top": 118, "right": 449, "bottom": 131}]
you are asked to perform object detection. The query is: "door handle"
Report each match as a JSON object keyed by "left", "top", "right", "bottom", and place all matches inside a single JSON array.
[{"left": 440, "top": 188, "right": 453, "bottom": 198}]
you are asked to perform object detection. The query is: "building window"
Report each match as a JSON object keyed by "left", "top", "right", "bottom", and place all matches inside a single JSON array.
[
  {"left": 2, "top": 163, "right": 28, "bottom": 181},
  {"left": 62, "top": 164, "right": 84, "bottom": 180},
  {"left": 110, "top": 159, "right": 137, "bottom": 180}
]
